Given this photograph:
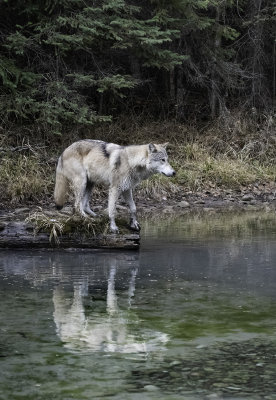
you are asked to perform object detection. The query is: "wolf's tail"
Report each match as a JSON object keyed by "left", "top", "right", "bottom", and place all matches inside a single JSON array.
[{"left": 54, "top": 156, "right": 69, "bottom": 210}]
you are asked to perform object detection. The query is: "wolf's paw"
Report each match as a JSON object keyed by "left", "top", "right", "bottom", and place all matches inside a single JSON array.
[
  {"left": 110, "top": 223, "right": 119, "bottom": 234},
  {"left": 130, "top": 220, "right": 141, "bottom": 231},
  {"left": 84, "top": 209, "right": 97, "bottom": 217}
]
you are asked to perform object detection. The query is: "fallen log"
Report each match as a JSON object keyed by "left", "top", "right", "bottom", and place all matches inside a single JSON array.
[{"left": 0, "top": 215, "right": 140, "bottom": 250}]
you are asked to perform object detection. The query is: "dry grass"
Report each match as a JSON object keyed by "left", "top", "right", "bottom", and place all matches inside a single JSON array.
[
  {"left": 0, "top": 154, "right": 54, "bottom": 204},
  {"left": 138, "top": 174, "right": 180, "bottom": 199},
  {"left": 201, "top": 110, "right": 276, "bottom": 163},
  {"left": 25, "top": 211, "right": 110, "bottom": 244},
  {"left": 172, "top": 143, "right": 276, "bottom": 192},
  {"left": 26, "top": 211, "right": 66, "bottom": 244}
]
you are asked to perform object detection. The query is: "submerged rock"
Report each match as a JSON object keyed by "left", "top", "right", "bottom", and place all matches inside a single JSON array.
[
  {"left": 195, "top": 199, "right": 206, "bottom": 204},
  {"left": 143, "top": 385, "right": 159, "bottom": 392},
  {"left": 242, "top": 193, "right": 254, "bottom": 202},
  {"left": 177, "top": 200, "right": 190, "bottom": 208},
  {"left": 128, "top": 339, "right": 276, "bottom": 397}
]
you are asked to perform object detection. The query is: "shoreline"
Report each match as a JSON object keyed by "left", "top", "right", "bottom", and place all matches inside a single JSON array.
[
  {"left": 138, "top": 193, "right": 276, "bottom": 217},
  {"left": 0, "top": 190, "right": 275, "bottom": 250}
]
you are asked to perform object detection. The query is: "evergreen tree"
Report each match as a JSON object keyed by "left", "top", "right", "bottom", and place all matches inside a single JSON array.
[{"left": 0, "top": 0, "right": 183, "bottom": 134}]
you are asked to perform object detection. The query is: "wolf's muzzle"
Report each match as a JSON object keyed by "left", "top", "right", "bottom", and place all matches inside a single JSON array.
[{"left": 162, "top": 170, "right": 176, "bottom": 177}]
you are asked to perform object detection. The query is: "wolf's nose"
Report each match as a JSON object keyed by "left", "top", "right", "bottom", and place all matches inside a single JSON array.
[{"left": 172, "top": 170, "right": 176, "bottom": 176}]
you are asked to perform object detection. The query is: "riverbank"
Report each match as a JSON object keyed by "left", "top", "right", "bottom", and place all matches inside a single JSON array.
[
  {"left": 0, "top": 187, "right": 275, "bottom": 250},
  {"left": 1, "top": 174, "right": 276, "bottom": 249}
]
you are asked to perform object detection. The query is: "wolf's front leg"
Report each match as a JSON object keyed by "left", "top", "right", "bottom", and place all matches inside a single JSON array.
[
  {"left": 122, "top": 189, "right": 140, "bottom": 231},
  {"left": 108, "top": 187, "right": 120, "bottom": 233}
]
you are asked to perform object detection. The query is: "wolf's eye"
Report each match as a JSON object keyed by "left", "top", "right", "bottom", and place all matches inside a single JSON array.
[{"left": 162, "top": 158, "right": 166, "bottom": 162}]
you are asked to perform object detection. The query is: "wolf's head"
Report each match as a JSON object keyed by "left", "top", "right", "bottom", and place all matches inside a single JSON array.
[{"left": 148, "top": 143, "right": 176, "bottom": 177}]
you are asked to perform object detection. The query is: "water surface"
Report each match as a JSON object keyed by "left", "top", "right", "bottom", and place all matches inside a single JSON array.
[{"left": 1, "top": 211, "right": 276, "bottom": 399}]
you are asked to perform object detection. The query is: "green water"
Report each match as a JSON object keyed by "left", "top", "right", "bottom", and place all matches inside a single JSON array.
[{"left": 1, "top": 211, "right": 276, "bottom": 399}]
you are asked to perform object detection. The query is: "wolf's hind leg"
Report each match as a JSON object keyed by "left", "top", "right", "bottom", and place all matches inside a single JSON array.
[
  {"left": 82, "top": 179, "right": 97, "bottom": 217},
  {"left": 73, "top": 175, "right": 90, "bottom": 217},
  {"left": 122, "top": 189, "right": 140, "bottom": 231}
]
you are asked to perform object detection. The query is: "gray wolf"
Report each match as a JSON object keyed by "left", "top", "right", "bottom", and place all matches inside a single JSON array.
[{"left": 54, "top": 140, "right": 175, "bottom": 233}]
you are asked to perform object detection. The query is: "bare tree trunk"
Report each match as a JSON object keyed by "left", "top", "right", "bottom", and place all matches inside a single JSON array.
[
  {"left": 130, "top": 56, "right": 141, "bottom": 79},
  {"left": 210, "top": 6, "right": 222, "bottom": 118},
  {"left": 249, "top": 0, "right": 264, "bottom": 108},
  {"left": 98, "top": 93, "right": 104, "bottom": 115},
  {"left": 175, "top": 67, "right": 186, "bottom": 119},
  {"left": 273, "top": 39, "right": 276, "bottom": 109},
  {"left": 169, "top": 69, "right": 176, "bottom": 103}
]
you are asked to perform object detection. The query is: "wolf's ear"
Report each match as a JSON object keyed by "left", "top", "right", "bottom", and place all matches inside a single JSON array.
[
  {"left": 161, "top": 142, "right": 169, "bottom": 149},
  {"left": 149, "top": 143, "right": 157, "bottom": 153}
]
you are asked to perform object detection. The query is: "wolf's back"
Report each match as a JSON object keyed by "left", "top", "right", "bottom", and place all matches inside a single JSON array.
[{"left": 54, "top": 155, "right": 69, "bottom": 210}]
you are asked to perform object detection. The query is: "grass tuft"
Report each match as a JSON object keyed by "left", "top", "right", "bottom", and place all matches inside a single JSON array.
[
  {"left": 26, "top": 212, "right": 66, "bottom": 244},
  {"left": 25, "top": 211, "right": 132, "bottom": 243}
]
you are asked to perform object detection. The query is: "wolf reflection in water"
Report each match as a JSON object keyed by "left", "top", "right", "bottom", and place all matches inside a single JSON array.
[{"left": 53, "top": 264, "right": 169, "bottom": 354}]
